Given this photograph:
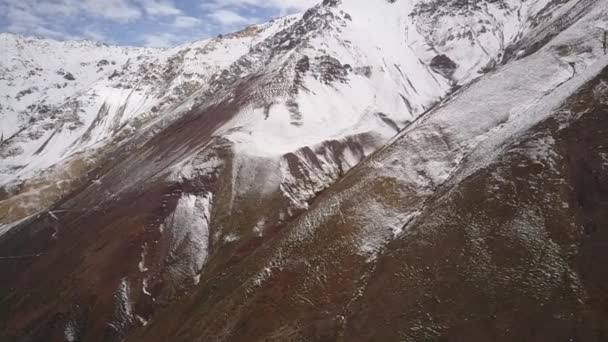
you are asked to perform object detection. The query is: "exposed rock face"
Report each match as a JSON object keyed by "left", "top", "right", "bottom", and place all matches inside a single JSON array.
[
  {"left": 430, "top": 54, "right": 458, "bottom": 78},
  {"left": 0, "top": 0, "right": 607, "bottom": 341}
]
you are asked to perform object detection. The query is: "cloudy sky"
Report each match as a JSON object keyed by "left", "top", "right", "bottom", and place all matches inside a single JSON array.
[{"left": 0, "top": 0, "right": 319, "bottom": 47}]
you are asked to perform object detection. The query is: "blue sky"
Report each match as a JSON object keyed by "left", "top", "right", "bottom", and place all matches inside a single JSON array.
[{"left": 0, "top": 0, "right": 319, "bottom": 47}]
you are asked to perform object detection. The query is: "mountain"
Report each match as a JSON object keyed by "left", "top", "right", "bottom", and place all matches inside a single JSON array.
[{"left": 1, "top": 0, "right": 607, "bottom": 341}]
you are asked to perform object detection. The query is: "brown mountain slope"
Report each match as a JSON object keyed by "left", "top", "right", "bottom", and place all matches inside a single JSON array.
[
  {"left": 343, "top": 67, "right": 608, "bottom": 342},
  {"left": 127, "top": 60, "right": 608, "bottom": 342}
]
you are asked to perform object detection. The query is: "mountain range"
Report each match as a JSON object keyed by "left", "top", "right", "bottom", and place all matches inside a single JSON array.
[{"left": 1, "top": 0, "right": 608, "bottom": 341}]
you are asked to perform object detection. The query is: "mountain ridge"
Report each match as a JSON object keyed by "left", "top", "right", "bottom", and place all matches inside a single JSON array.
[{"left": 1, "top": 0, "right": 607, "bottom": 341}]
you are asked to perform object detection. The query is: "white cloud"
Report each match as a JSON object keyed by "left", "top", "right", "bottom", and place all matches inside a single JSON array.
[
  {"left": 82, "top": 28, "right": 108, "bottom": 42},
  {"left": 11, "top": 23, "right": 62, "bottom": 38},
  {"left": 173, "top": 15, "right": 202, "bottom": 29},
  {"left": 36, "top": 0, "right": 79, "bottom": 16},
  {"left": 202, "top": 0, "right": 319, "bottom": 13},
  {"left": 5, "top": 3, "right": 41, "bottom": 25},
  {"left": 0, "top": 0, "right": 166, "bottom": 44},
  {"left": 2, "top": 0, "right": 143, "bottom": 28},
  {"left": 135, "top": 0, "right": 182, "bottom": 17},
  {"left": 0, "top": 0, "right": 321, "bottom": 47},
  {"left": 81, "top": 0, "right": 142, "bottom": 22},
  {"left": 140, "top": 32, "right": 179, "bottom": 47},
  {"left": 1, "top": 0, "right": 64, "bottom": 38},
  {"left": 208, "top": 9, "right": 250, "bottom": 25},
  {"left": 200, "top": 0, "right": 319, "bottom": 34}
]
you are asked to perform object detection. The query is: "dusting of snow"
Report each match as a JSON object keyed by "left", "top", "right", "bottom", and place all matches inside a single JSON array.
[
  {"left": 251, "top": 266, "right": 275, "bottom": 288},
  {"left": 600, "top": 152, "right": 608, "bottom": 168},
  {"left": 254, "top": 0, "right": 608, "bottom": 267},
  {"left": 593, "top": 79, "right": 608, "bottom": 105},
  {"left": 107, "top": 278, "right": 135, "bottom": 338},
  {"left": 253, "top": 218, "right": 266, "bottom": 237},
  {"left": 465, "top": 209, "right": 584, "bottom": 301},
  {"left": 141, "top": 278, "right": 152, "bottom": 297},
  {"left": 166, "top": 145, "right": 224, "bottom": 183},
  {"left": 135, "top": 315, "right": 148, "bottom": 327},
  {"left": 64, "top": 319, "right": 79, "bottom": 342},
  {"left": 138, "top": 243, "right": 149, "bottom": 273},
  {"left": 223, "top": 233, "right": 239, "bottom": 243}
]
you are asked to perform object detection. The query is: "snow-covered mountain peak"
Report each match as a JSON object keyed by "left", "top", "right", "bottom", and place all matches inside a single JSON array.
[
  {"left": 0, "top": 16, "right": 298, "bottom": 185},
  {"left": 212, "top": 0, "right": 570, "bottom": 159},
  {"left": 0, "top": 0, "right": 579, "bottom": 220}
]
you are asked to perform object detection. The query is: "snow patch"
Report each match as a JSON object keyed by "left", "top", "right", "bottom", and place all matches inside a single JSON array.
[
  {"left": 524, "top": 136, "right": 560, "bottom": 172},
  {"left": 163, "top": 193, "right": 212, "bottom": 286},
  {"left": 138, "top": 243, "right": 149, "bottom": 273},
  {"left": 64, "top": 320, "right": 79, "bottom": 342},
  {"left": 354, "top": 198, "right": 418, "bottom": 261},
  {"left": 107, "top": 278, "right": 135, "bottom": 338},
  {"left": 253, "top": 218, "right": 266, "bottom": 237},
  {"left": 593, "top": 79, "right": 608, "bottom": 105},
  {"left": 223, "top": 233, "right": 239, "bottom": 243},
  {"left": 142, "top": 278, "right": 152, "bottom": 297}
]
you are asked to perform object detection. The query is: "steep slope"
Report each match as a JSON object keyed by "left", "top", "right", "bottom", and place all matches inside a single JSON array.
[
  {"left": 0, "top": 0, "right": 575, "bottom": 225},
  {"left": 0, "top": 16, "right": 298, "bottom": 183},
  {"left": 0, "top": 0, "right": 606, "bottom": 341},
  {"left": 124, "top": 1, "right": 607, "bottom": 340},
  {"left": 343, "top": 69, "right": 608, "bottom": 342},
  {"left": 0, "top": 16, "right": 298, "bottom": 223}
]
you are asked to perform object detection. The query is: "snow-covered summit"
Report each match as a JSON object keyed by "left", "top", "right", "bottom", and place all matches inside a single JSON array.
[
  {"left": 0, "top": 16, "right": 297, "bottom": 185},
  {"left": 0, "top": 0, "right": 582, "bottom": 222}
]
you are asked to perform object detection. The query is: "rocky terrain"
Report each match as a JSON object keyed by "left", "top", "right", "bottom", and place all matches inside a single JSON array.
[{"left": 1, "top": 0, "right": 607, "bottom": 341}]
